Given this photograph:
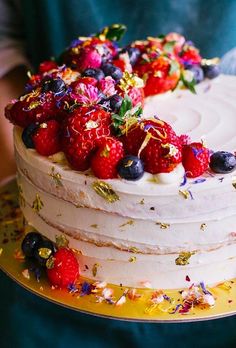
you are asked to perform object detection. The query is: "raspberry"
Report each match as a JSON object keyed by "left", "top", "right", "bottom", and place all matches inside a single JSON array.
[
  {"left": 62, "top": 106, "right": 112, "bottom": 171},
  {"left": 121, "top": 119, "right": 182, "bottom": 174},
  {"left": 91, "top": 137, "right": 124, "bottom": 179},
  {"left": 46, "top": 248, "right": 80, "bottom": 288},
  {"left": 33, "top": 120, "right": 61, "bottom": 156},
  {"left": 182, "top": 142, "right": 210, "bottom": 178}
]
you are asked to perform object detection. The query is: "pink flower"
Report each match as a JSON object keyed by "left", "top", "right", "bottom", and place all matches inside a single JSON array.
[
  {"left": 71, "top": 83, "right": 101, "bottom": 105},
  {"left": 98, "top": 76, "right": 116, "bottom": 97}
]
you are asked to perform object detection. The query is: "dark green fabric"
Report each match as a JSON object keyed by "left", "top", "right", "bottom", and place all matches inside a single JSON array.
[
  {"left": 1, "top": 271, "right": 236, "bottom": 348},
  {"left": 21, "top": 0, "right": 236, "bottom": 69}
]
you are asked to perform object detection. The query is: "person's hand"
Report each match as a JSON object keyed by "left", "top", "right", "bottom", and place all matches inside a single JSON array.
[{"left": 0, "top": 66, "right": 28, "bottom": 184}]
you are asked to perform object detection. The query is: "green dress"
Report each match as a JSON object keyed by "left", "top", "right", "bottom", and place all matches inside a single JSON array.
[{"left": 1, "top": 0, "right": 236, "bottom": 346}]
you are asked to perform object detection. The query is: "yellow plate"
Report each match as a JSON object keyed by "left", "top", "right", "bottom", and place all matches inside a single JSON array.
[{"left": 0, "top": 179, "right": 236, "bottom": 322}]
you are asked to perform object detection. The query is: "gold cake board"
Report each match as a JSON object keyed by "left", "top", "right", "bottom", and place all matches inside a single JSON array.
[{"left": 0, "top": 179, "right": 236, "bottom": 322}]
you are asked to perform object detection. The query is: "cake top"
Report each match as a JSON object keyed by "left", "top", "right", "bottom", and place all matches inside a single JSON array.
[{"left": 5, "top": 24, "right": 236, "bottom": 183}]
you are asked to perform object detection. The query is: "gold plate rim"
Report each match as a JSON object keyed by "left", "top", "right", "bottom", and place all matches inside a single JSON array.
[{"left": 1, "top": 179, "right": 236, "bottom": 323}]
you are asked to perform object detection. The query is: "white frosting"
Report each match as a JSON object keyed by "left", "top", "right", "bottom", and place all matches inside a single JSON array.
[{"left": 15, "top": 75, "right": 236, "bottom": 289}]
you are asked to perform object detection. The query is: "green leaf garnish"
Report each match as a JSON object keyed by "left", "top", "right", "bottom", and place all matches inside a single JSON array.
[
  {"left": 180, "top": 72, "right": 196, "bottom": 94},
  {"left": 111, "top": 95, "right": 143, "bottom": 136},
  {"left": 169, "top": 60, "right": 180, "bottom": 75},
  {"left": 97, "top": 24, "right": 127, "bottom": 41},
  {"left": 163, "top": 41, "right": 176, "bottom": 53}
]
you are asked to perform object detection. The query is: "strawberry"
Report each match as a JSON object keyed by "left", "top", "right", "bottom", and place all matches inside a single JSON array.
[
  {"left": 5, "top": 90, "right": 63, "bottom": 127},
  {"left": 180, "top": 46, "right": 202, "bottom": 65},
  {"left": 91, "top": 137, "right": 124, "bottom": 179},
  {"left": 62, "top": 106, "right": 112, "bottom": 171},
  {"left": 39, "top": 60, "right": 58, "bottom": 73},
  {"left": 134, "top": 55, "right": 181, "bottom": 96},
  {"left": 32, "top": 120, "right": 62, "bottom": 156},
  {"left": 112, "top": 52, "right": 133, "bottom": 73},
  {"left": 46, "top": 248, "right": 80, "bottom": 288},
  {"left": 121, "top": 118, "right": 182, "bottom": 174},
  {"left": 182, "top": 142, "right": 210, "bottom": 178}
]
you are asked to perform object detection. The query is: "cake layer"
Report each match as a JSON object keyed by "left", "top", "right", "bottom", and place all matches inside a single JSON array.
[
  {"left": 18, "top": 170, "right": 236, "bottom": 254},
  {"left": 21, "top": 200, "right": 236, "bottom": 289}
]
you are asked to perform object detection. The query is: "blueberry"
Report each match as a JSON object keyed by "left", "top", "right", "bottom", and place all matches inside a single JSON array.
[
  {"left": 210, "top": 151, "right": 236, "bottom": 174},
  {"left": 22, "top": 123, "right": 39, "bottom": 148},
  {"left": 42, "top": 78, "right": 66, "bottom": 95},
  {"left": 122, "top": 47, "right": 141, "bottom": 66},
  {"left": 202, "top": 64, "right": 220, "bottom": 79},
  {"left": 101, "top": 63, "right": 123, "bottom": 81},
  {"left": 109, "top": 94, "right": 123, "bottom": 111},
  {"left": 186, "top": 65, "right": 204, "bottom": 84},
  {"left": 82, "top": 68, "right": 105, "bottom": 81},
  {"left": 34, "top": 239, "right": 56, "bottom": 266},
  {"left": 21, "top": 232, "right": 43, "bottom": 257},
  {"left": 117, "top": 155, "right": 144, "bottom": 181}
]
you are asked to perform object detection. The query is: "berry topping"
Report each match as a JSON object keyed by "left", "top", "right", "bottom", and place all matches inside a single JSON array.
[
  {"left": 209, "top": 151, "right": 236, "bottom": 174},
  {"left": 126, "top": 47, "right": 141, "bottom": 66},
  {"left": 46, "top": 248, "right": 80, "bottom": 288},
  {"left": 185, "top": 65, "right": 204, "bottom": 84},
  {"left": 102, "top": 63, "right": 123, "bottom": 81},
  {"left": 22, "top": 123, "right": 39, "bottom": 148},
  {"left": 134, "top": 55, "right": 181, "bottom": 96},
  {"left": 21, "top": 232, "right": 43, "bottom": 257},
  {"left": 34, "top": 239, "right": 56, "bottom": 266},
  {"left": 91, "top": 137, "right": 124, "bottom": 179},
  {"left": 109, "top": 94, "right": 123, "bottom": 112},
  {"left": 32, "top": 120, "right": 61, "bottom": 156},
  {"left": 62, "top": 106, "right": 112, "bottom": 171},
  {"left": 117, "top": 155, "right": 144, "bottom": 180},
  {"left": 182, "top": 142, "right": 210, "bottom": 178},
  {"left": 180, "top": 46, "right": 202, "bottom": 65},
  {"left": 202, "top": 64, "right": 220, "bottom": 79},
  {"left": 121, "top": 119, "right": 182, "bottom": 174},
  {"left": 39, "top": 60, "right": 58, "bottom": 73},
  {"left": 42, "top": 78, "right": 66, "bottom": 95},
  {"left": 82, "top": 68, "right": 105, "bottom": 81}
]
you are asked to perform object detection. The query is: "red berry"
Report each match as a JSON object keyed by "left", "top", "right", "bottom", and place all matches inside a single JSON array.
[
  {"left": 91, "top": 137, "right": 124, "bottom": 179},
  {"left": 182, "top": 142, "right": 210, "bottom": 178},
  {"left": 121, "top": 119, "right": 182, "bottom": 174},
  {"left": 134, "top": 55, "right": 180, "bottom": 96},
  {"left": 62, "top": 106, "right": 112, "bottom": 171},
  {"left": 33, "top": 120, "right": 61, "bottom": 156},
  {"left": 39, "top": 60, "right": 58, "bottom": 73},
  {"left": 70, "top": 77, "right": 98, "bottom": 90},
  {"left": 180, "top": 47, "right": 202, "bottom": 65},
  {"left": 46, "top": 248, "right": 80, "bottom": 288},
  {"left": 5, "top": 91, "right": 64, "bottom": 127}
]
